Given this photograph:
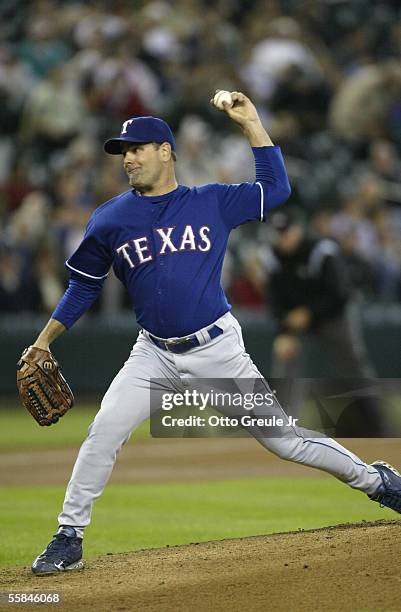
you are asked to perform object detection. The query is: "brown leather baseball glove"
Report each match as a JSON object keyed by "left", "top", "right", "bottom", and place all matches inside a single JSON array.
[{"left": 16, "top": 346, "right": 74, "bottom": 426}]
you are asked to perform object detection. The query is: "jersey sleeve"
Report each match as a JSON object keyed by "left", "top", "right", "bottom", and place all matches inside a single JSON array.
[
  {"left": 215, "top": 146, "right": 291, "bottom": 230},
  {"left": 66, "top": 216, "right": 112, "bottom": 280},
  {"left": 215, "top": 181, "right": 264, "bottom": 229}
]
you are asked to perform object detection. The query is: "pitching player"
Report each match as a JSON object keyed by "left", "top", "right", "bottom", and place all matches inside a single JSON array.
[{"left": 29, "top": 91, "right": 401, "bottom": 575}]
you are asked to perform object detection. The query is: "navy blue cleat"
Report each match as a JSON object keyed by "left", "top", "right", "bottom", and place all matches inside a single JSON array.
[
  {"left": 32, "top": 527, "right": 84, "bottom": 576},
  {"left": 369, "top": 461, "right": 401, "bottom": 514}
]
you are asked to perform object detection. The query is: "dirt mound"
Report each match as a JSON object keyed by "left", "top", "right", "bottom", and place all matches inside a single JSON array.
[{"left": 1, "top": 520, "right": 400, "bottom": 612}]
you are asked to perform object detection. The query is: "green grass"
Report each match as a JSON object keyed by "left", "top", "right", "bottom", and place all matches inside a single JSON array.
[
  {"left": 0, "top": 478, "right": 395, "bottom": 567},
  {"left": 1, "top": 405, "right": 398, "bottom": 570},
  {"left": 0, "top": 407, "right": 149, "bottom": 450}
]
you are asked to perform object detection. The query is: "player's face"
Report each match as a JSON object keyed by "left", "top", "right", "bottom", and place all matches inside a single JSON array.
[{"left": 121, "top": 143, "right": 164, "bottom": 192}]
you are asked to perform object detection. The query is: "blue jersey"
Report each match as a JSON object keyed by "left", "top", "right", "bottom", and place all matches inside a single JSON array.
[{"left": 53, "top": 146, "right": 290, "bottom": 338}]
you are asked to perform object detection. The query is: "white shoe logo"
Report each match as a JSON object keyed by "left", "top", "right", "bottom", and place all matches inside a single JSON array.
[{"left": 54, "top": 561, "right": 64, "bottom": 570}]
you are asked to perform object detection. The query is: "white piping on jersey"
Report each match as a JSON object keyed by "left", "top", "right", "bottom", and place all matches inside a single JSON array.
[
  {"left": 308, "top": 239, "right": 339, "bottom": 277},
  {"left": 256, "top": 181, "right": 264, "bottom": 221},
  {"left": 65, "top": 261, "right": 109, "bottom": 280}
]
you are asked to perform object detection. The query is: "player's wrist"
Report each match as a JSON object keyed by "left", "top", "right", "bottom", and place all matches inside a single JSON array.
[
  {"left": 33, "top": 338, "right": 51, "bottom": 351},
  {"left": 33, "top": 319, "right": 66, "bottom": 351},
  {"left": 240, "top": 117, "right": 262, "bottom": 131},
  {"left": 241, "top": 120, "right": 273, "bottom": 147}
]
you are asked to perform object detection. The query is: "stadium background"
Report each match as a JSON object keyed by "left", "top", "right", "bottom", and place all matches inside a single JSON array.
[{"left": 1, "top": 1, "right": 401, "bottom": 609}]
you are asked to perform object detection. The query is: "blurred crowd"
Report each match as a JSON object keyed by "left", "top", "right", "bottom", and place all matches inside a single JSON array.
[{"left": 0, "top": 0, "right": 401, "bottom": 317}]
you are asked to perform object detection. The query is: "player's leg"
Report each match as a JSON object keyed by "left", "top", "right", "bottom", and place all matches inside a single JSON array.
[
  {"left": 180, "top": 312, "right": 383, "bottom": 498},
  {"left": 33, "top": 332, "right": 180, "bottom": 574},
  {"left": 57, "top": 331, "right": 180, "bottom": 532}
]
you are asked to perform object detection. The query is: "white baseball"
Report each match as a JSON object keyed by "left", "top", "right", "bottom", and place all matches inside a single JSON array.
[{"left": 213, "top": 90, "right": 233, "bottom": 110}]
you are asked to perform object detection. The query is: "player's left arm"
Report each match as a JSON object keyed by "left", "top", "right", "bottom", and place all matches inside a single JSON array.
[{"left": 211, "top": 90, "right": 291, "bottom": 227}]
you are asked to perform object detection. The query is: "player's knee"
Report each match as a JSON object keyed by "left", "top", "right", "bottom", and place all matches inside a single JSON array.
[
  {"left": 273, "top": 438, "right": 304, "bottom": 462},
  {"left": 86, "top": 415, "right": 131, "bottom": 449}
]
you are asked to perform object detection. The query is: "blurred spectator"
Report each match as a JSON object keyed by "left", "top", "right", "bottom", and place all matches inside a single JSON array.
[
  {"left": 176, "top": 115, "right": 218, "bottom": 185},
  {"left": 0, "top": 0, "right": 400, "bottom": 316},
  {"left": 228, "top": 254, "right": 266, "bottom": 310},
  {"left": 368, "top": 139, "right": 401, "bottom": 207},
  {"left": 216, "top": 134, "right": 255, "bottom": 183},
  {"left": 0, "top": 248, "right": 39, "bottom": 313},
  {"left": 371, "top": 207, "right": 401, "bottom": 299},
  {"left": 7, "top": 190, "right": 50, "bottom": 248},
  {"left": 310, "top": 208, "right": 377, "bottom": 296},
  {"left": 51, "top": 169, "right": 93, "bottom": 262},
  {"left": 329, "top": 59, "right": 401, "bottom": 151},
  {"left": 0, "top": 46, "right": 35, "bottom": 131},
  {"left": 73, "top": 3, "right": 129, "bottom": 49},
  {"left": 270, "top": 64, "right": 331, "bottom": 135},
  {"left": 331, "top": 175, "right": 400, "bottom": 299},
  {"left": 140, "top": 1, "right": 182, "bottom": 63},
  {"left": 77, "top": 39, "right": 161, "bottom": 122},
  {"left": 16, "top": 15, "right": 72, "bottom": 78},
  {"left": 0, "top": 161, "right": 34, "bottom": 215},
  {"left": 33, "top": 245, "right": 64, "bottom": 312},
  {"left": 19, "top": 66, "right": 88, "bottom": 163},
  {"left": 242, "top": 16, "right": 324, "bottom": 102}
]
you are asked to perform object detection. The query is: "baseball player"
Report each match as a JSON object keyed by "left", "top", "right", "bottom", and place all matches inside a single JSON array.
[{"left": 27, "top": 91, "right": 401, "bottom": 575}]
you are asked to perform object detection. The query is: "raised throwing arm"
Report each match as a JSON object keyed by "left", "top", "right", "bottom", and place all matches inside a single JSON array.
[{"left": 210, "top": 90, "right": 274, "bottom": 147}]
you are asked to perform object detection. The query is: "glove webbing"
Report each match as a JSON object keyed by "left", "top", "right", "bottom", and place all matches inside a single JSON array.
[{"left": 27, "top": 380, "right": 60, "bottom": 422}]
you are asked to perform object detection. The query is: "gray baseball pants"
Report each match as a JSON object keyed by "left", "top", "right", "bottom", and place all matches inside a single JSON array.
[{"left": 58, "top": 312, "right": 381, "bottom": 532}]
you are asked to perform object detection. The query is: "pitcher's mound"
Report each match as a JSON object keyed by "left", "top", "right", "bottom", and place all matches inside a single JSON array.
[{"left": 2, "top": 520, "right": 401, "bottom": 611}]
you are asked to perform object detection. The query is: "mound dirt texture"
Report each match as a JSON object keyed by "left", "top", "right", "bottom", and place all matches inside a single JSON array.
[{"left": 1, "top": 521, "right": 401, "bottom": 612}]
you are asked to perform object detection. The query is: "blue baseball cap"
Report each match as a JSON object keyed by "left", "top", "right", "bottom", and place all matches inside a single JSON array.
[{"left": 104, "top": 116, "right": 176, "bottom": 155}]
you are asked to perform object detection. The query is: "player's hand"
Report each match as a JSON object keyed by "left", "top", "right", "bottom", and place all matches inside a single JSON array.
[
  {"left": 284, "top": 307, "right": 311, "bottom": 332},
  {"left": 210, "top": 90, "right": 260, "bottom": 127},
  {"left": 273, "top": 334, "right": 301, "bottom": 362}
]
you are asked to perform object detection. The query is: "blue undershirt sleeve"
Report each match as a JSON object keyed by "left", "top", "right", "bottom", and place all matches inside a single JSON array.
[
  {"left": 52, "top": 272, "right": 105, "bottom": 330},
  {"left": 215, "top": 146, "right": 291, "bottom": 229},
  {"left": 252, "top": 145, "right": 291, "bottom": 217}
]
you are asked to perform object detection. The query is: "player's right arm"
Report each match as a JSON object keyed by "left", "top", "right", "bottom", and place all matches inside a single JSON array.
[{"left": 210, "top": 90, "right": 291, "bottom": 229}]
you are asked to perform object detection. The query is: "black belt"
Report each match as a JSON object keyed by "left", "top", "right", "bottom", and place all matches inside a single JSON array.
[{"left": 148, "top": 325, "right": 223, "bottom": 354}]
